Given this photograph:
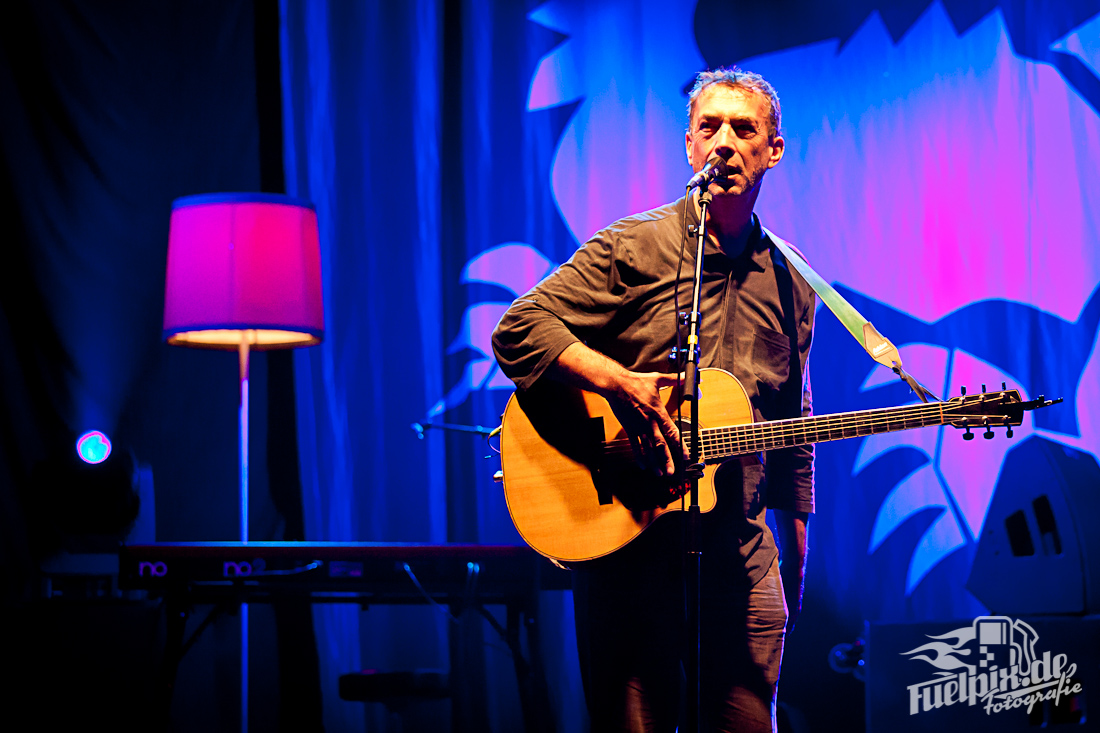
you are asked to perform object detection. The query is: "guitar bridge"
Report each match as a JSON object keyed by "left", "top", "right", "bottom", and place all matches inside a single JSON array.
[{"left": 585, "top": 416, "right": 616, "bottom": 505}]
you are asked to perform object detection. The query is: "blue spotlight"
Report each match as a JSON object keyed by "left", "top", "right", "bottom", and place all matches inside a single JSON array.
[{"left": 76, "top": 430, "right": 112, "bottom": 465}]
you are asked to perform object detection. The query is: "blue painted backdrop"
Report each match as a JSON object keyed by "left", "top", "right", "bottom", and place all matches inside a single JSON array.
[{"left": 281, "top": 0, "right": 1100, "bottom": 729}]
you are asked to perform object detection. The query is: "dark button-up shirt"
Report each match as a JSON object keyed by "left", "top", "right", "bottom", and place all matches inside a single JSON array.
[{"left": 492, "top": 196, "right": 815, "bottom": 586}]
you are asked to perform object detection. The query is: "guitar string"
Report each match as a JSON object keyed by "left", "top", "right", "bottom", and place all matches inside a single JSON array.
[{"left": 597, "top": 400, "right": 1016, "bottom": 459}]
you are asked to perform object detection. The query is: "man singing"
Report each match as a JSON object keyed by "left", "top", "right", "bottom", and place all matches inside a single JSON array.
[{"left": 493, "top": 67, "right": 814, "bottom": 732}]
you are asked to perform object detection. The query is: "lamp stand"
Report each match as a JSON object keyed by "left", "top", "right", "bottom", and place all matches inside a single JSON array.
[
  {"left": 238, "top": 336, "right": 251, "bottom": 544},
  {"left": 238, "top": 333, "right": 252, "bottom": 733}
]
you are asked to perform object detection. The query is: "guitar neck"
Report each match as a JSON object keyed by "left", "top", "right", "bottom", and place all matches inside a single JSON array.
[{"left": 696, "top": 401, "right": 946, "bottom": 458}]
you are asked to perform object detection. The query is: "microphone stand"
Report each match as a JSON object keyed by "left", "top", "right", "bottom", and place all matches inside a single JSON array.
[{"left": 681, "top": 188, "right": 711, "bottom": 733}]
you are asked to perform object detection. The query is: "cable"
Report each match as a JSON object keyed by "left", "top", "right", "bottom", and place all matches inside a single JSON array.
[
  {"left": 672, "top": 194, "right": 692, "bottom": 493},
  {"left": 401, "top": 561, "right": 476, "bottom": 624},
  {"left": 259, "top": 560, "right": 322, "bottom": 576}
]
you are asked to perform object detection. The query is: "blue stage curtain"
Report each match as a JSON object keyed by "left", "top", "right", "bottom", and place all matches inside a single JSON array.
[
  {"left": 281, "top": 1, "right": 592, "bottom": 730},
  {"left": 280, "top": 1, "right": 447, "bottom": 730}
]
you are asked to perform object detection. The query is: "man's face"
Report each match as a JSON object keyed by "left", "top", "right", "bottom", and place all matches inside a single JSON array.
[{"left": 685, "top": 85, "right": 785, "bottom": 199}]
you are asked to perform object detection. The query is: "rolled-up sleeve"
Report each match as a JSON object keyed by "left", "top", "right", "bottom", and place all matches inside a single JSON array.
[
  {"left": 792, "top": 362, "right": 815, "bottom": 512},
  {"left": 492, "top": 229, "right": 626, "bottom": 390}
]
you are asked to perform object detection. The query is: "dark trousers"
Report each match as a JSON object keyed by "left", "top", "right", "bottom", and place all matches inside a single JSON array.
[{"left": 573, "top": 546, "right": 787, "bottom": 732}]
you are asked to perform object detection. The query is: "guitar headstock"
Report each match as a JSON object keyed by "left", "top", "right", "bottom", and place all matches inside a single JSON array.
[{"left": 942, "top": 384, "right": 1063, "bottom": 440}]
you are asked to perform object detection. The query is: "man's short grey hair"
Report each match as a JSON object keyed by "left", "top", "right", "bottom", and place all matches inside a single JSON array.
[{"left": 687, "top": 67, "right": 782, "bottom": 138}]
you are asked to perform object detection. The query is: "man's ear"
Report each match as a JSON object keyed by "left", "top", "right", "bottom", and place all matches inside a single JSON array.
[
  {"left": 685, "top": 130, "right": 694, "bottom": 168},
  {"left": 768, "top": 134, "right": 785, "bottom": 169}
]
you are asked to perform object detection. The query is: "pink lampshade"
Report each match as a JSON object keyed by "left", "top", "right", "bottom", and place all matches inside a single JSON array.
[{"left": 164, "top": 193, "right": 323, "bottom": 349}]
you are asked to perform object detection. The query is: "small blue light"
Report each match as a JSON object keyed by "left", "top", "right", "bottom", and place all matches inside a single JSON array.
[{"left": 76, "top": 431, "right": 112, "bottom": 464}]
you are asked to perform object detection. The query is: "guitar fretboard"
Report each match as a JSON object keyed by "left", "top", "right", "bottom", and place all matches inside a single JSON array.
[{"left": 692, "top": 401, "right": 947, "bottom": 459}]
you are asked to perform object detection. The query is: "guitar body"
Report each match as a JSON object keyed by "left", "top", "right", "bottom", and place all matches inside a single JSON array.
[{"left": 500, "top": 368, "right": 753, "bottom": 562}]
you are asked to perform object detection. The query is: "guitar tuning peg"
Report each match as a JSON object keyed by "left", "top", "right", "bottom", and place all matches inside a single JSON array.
[
  {"left": 960, "top": 386, "right": 967, "bottom": 396},
  {"left": 963, "top": 426, "right": 974, "bottom": 441},
  {"left": 983, "top": 426, "right": 995, "bottom": 439},
  {"left": 1006, "top": 426, "right": 1014, "bottom": 438},
  {"left": 981, "top": 384, "right": 987, "bottom": 393},
  {"left": 1002, "top": 382, "right": 1007, "bottom": 391}
]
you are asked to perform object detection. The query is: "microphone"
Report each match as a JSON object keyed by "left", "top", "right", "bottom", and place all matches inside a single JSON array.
[{"left": 686, "top": 155, "right": 731, "bottom": 190}]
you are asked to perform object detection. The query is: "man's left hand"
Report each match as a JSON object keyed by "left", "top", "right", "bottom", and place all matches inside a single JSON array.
[{"left": 774, "top": 509, "right": 809, "bottom": 633}]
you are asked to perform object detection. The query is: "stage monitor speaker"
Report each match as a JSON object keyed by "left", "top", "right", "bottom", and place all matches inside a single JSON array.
[{"left": 967, "top": 437, "right": 1100, "bottom": 615}]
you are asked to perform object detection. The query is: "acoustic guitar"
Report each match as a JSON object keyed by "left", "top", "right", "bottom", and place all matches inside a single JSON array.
[{"left": 498, "top": 368, "right": 1058, "bottom": 562}]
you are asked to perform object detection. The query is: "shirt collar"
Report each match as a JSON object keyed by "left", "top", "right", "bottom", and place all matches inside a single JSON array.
[{"left": 682, "top": 194, "right": 770, "bottom": 272}]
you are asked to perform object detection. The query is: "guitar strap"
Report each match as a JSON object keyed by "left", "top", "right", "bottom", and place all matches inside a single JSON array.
[{"left": 762, "top": 226, "right": 938, "bottom": 403}]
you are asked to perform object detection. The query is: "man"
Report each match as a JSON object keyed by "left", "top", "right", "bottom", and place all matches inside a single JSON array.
[{"left": 492, "top": 68, "right": 814, "bottom": 732}]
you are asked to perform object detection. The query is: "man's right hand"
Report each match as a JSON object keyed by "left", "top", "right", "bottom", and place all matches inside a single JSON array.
[
  {"left": 547, "top": 343, "right": 685, "bottom": 477},
  {"left": 608, "top": 371, "right": 685, "bottom": 476}
]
